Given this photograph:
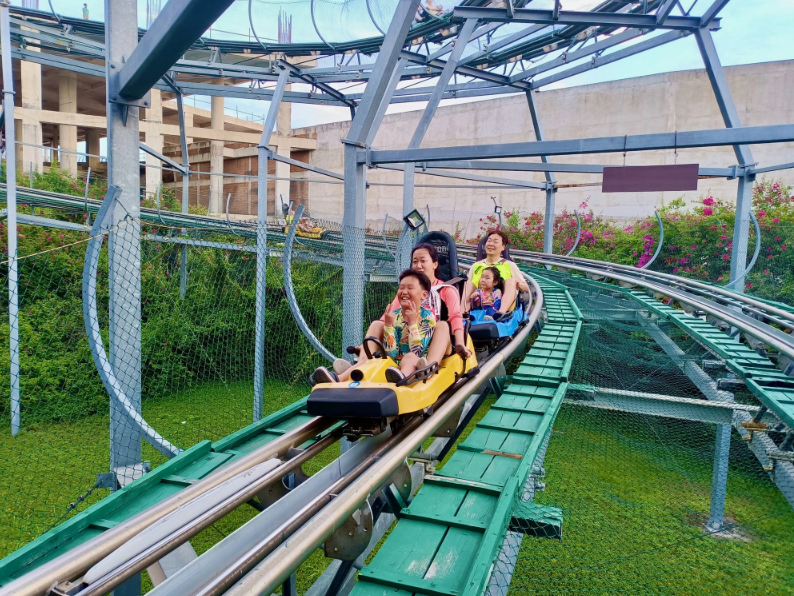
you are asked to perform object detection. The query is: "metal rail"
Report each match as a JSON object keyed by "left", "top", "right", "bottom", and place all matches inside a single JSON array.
[
  {"left": 501, "top": 254, "right": 794, "bottom": 362},
  {"left": 0, "top": 417, "right": 334, "bottom": 596},
  {"left": 82, "top": 188, "right": 181, "bottom": 460},
  {"left": 216, "top": 274, "right": 543, "bottom": 596},
  {"left": 565, "top": 209, "right": 581, "bottom": 257},
  {"left": 724, "top": 209, "right": 761, "bottom": 291},
  {"left": 457, "top": 244, "right": 794, "bottom": 327},
  {"left": 75, "top": 428, "right": 345, "bottom": 596},
  {"left": 640, "top": 209, "right": 664, "bottom": 269}
]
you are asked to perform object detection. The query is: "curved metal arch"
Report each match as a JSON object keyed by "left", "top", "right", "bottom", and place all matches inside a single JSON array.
[
  {"left": 640, "top": 209, "right": 664, "bottom": 270},
  {"left": 82, "top": 187, "right": 181, "bottom": 459},
  {"left": 724, "top": 209, "right": 762, "bottom": 291},
  {"left": 283, "top": 205, "right": 336, "bottom": 363},
  {"left": 366, "top": 0, "right": 387, "bottom": 35},
  {"left": 225, "top": 192, "right": 242, "bottom": 237},
  {"left": 310, "top": 0, "right": 336, "bottom": 51},
  {"left": 564, "top": 209, "right": 582, "bottom": 257}
]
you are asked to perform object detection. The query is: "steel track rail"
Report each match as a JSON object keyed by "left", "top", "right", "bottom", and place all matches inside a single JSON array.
[
  {"left": 463, "top": 252, "right": 794, "bottom": 363},
  {"left": 196, "top": 274, "right": 542, "bottom": 596},
  {"left": 456, "top": 244, "right": 794, "bottom": 328},
  {"left": 0, "top": 417, "right": 335, "bottom": 596}
]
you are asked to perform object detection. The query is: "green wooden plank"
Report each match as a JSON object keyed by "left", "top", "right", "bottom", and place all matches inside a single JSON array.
[
  {"left": 400, "top": 509, "right": 488, "bottom": 532},
  {"left": 358, "top": 568, "right": 462, "bottom": 596},
  {"left": 460, "top": 475, "right": 520, "bottom": 596},
  {"left": 423, "top": 475, "right": 502, "bottom": 496}
]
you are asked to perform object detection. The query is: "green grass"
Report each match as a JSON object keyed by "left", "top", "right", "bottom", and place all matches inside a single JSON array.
[
  {"left": 0, "top": 379, "right": 307, "bottom": 558},
  {"left": 510, "top": 404, "right": 794, "bottom": 595},
  {"left": 3, "top": 378, "right": 793, "bottom": 595}
]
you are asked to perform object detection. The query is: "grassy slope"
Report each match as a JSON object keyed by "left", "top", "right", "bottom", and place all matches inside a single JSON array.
[
  {"left": 512, "top": 405, "right": 794, "bottom": 595},
  {"left": 3, "top": 384, "right": 793, "bottom": 595}
]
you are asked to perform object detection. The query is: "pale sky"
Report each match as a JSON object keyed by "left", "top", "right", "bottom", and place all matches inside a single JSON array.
[{"left": 27, "top": 0, "right": 793, "bottom": 137}]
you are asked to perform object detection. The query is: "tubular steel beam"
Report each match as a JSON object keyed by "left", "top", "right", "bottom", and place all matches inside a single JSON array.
[
  {"left": 509, "top": 27, "right": 646, "bottom": 82},
  {"left": 565, "top": 385, "right": 779, "bottom": 426},
  {"left": 418, "top": 160, "right": 738, "bottom": 177},
  {"left": 695, "top": 26, "right": 755, "bottom": 287},
  {"left": 655, "top": 0, "right": 678, "bottom": 23},
  {"left": 116, "top": 0, "right": 235, "bottom": 100},
  {"left": 700, "top": 0, "right": 733, "bottom": 26},
  {"left": 106, "top": 0, "right": 145, "bottom": 489},
  {"left": 283, "top": 205, "right": 336, "bottom": 363},
  {"left": 379, "top": 164, "right": 545, "bottom": 189},
  {"left": 530, "top": 30, "right": 691, "bottom": 89},
  {"left": 254, "top": 67, "right": 290, "bottom": 421},
  {"left": 1, "top": 4, "right": 20, "bottom": 437},
  {"left": 342, "top": 0, "right": 420, "bottom": 358},
  {"left": 526, "top": 90, "right": 556, "bottom": 253},
  {"left": 403, "top": 18, "right": 478, "bottom": 220},
  {"left": 451, "top": 7, "right": 708, "bottom": 30},
  {"left": 364, "top": 124, "right": 794, "bottom": 164}
]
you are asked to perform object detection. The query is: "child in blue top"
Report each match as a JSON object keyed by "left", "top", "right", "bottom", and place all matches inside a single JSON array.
[{"left": 470, "top": 266, "right": 503, "bottom": 318}]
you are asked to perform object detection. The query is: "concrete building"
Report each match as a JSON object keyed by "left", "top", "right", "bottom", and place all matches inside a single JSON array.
[
  {"left": 5, "top": 49, "right": 793, "bottom": 223},
  {"left": 3, "top": 53, "right": 316, "bottom": 217},
  {"left": 297, "top": 59, "right": 794, "bottom": 224}
]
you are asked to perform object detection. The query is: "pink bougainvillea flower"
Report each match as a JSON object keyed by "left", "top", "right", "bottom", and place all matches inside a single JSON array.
[
  {"left": 764, "top": 269, "right": 769, "bottom": 274},
  {"left": 722, "top": 254, "right": 729, "bottom": 260},
  {"left": 703, "top": 196, "right": 715, "bottom": 206},
  {"left": 758, "top": 210, "right": 766, "bottom": 218},
  {"left": 673, "top": 267, "right": 679, "bottom": 272},
  {"left": 773, "top": 218, "right": 780, "bottom": 223},
  {"left": 703, "top": 207, "right": 714, "bottom": 216},
  {"left": 783, "top": 245, "right": 788, "bottom": 251}
]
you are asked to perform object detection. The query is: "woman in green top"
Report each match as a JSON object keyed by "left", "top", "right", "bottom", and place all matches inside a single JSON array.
[{"left": 461, "top": 230, "right": 529, "bottom": 316}]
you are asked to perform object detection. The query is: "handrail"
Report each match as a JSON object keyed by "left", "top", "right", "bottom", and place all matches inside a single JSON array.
[
  {"left": 724, "top": 209, "right": 761, "bottom": 291},
  {"left": 640, "top": 209, "right": 664, "bottom": 269},
  {"left": 564, "top": 209, "right": 581, "bottom": 257},
  {"left": 283, "top": 205, "right": 336, "bottom": 363}
]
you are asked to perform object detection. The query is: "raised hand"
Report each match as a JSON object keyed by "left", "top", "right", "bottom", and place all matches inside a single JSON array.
[
  {"left": 384, "top": 304, "right": 396, "bottom": 327},
  {"left": 402, "top": 299, "right": 418, "bottom": 326}
]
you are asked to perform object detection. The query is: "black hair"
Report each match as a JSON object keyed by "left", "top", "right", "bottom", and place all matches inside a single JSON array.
[
  {"left": 480, "top": 266, "right": 504, "bottom": 292},
  {"left": 399, "top": 268, "right": 432, "bottom": 292},
  {"left": 487, "top": 229, "right": 510, "bottom": 246},
  {"left": 411, "top": 243, "right": 439, "bottom": 263}
]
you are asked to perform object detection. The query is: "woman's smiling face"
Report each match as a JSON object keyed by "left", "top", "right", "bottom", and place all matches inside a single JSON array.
[{"left": 411, "top": 248, "right": 438, "bottom": 281}]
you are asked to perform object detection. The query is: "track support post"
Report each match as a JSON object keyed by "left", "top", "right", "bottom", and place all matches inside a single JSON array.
[
  {"left": 695, "top": 27, "right": 755, "bottom": 290},
  {"left": 526, "top": 91, "right": 557, "bottom": 253},
  {"left": 253, "top": 67, "right": 290, "bottom": 421}
]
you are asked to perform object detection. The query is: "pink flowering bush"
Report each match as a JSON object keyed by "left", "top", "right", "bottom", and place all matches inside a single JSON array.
[{"left": 462, "top": 180, "right": 794, "bottom": 305}]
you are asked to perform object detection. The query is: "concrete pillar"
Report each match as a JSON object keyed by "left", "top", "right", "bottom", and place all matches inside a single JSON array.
[
  {"left": 277, "top": 95, "right": 291, "bottom": 137},
  {"left": 58, "top": 71, "right": 78, "bottom": 176},
  {"left": 184, "top": 110, "right": 193, "bottom": 144},
  {"left": 209, "top": 96, "right": 224, "bottom": 214},
  {"left": 20, "top": 58, "right": 43, "bottom": 173},
  {"left": 86, "top": 129, "right": 101, "bottom": 170},
  {"left": 275, "top": 143, "right": 291, "bottom": 217},
  {"left": 143, "top": 88, "right": 163, "bottom": 199}
]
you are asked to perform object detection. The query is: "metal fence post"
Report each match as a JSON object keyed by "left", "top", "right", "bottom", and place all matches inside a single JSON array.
[
  {"left": 708, "top": 423, "right": 731, "bottom": 531},
  {"left": 1, "top": 4, "right": 20, "bottom": 437},
  {"left": 254, "top": 67, "right": 290, "bottom": 421},
  {"left": 105, "top": 0, "right": 144, "bottom": 483}
]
